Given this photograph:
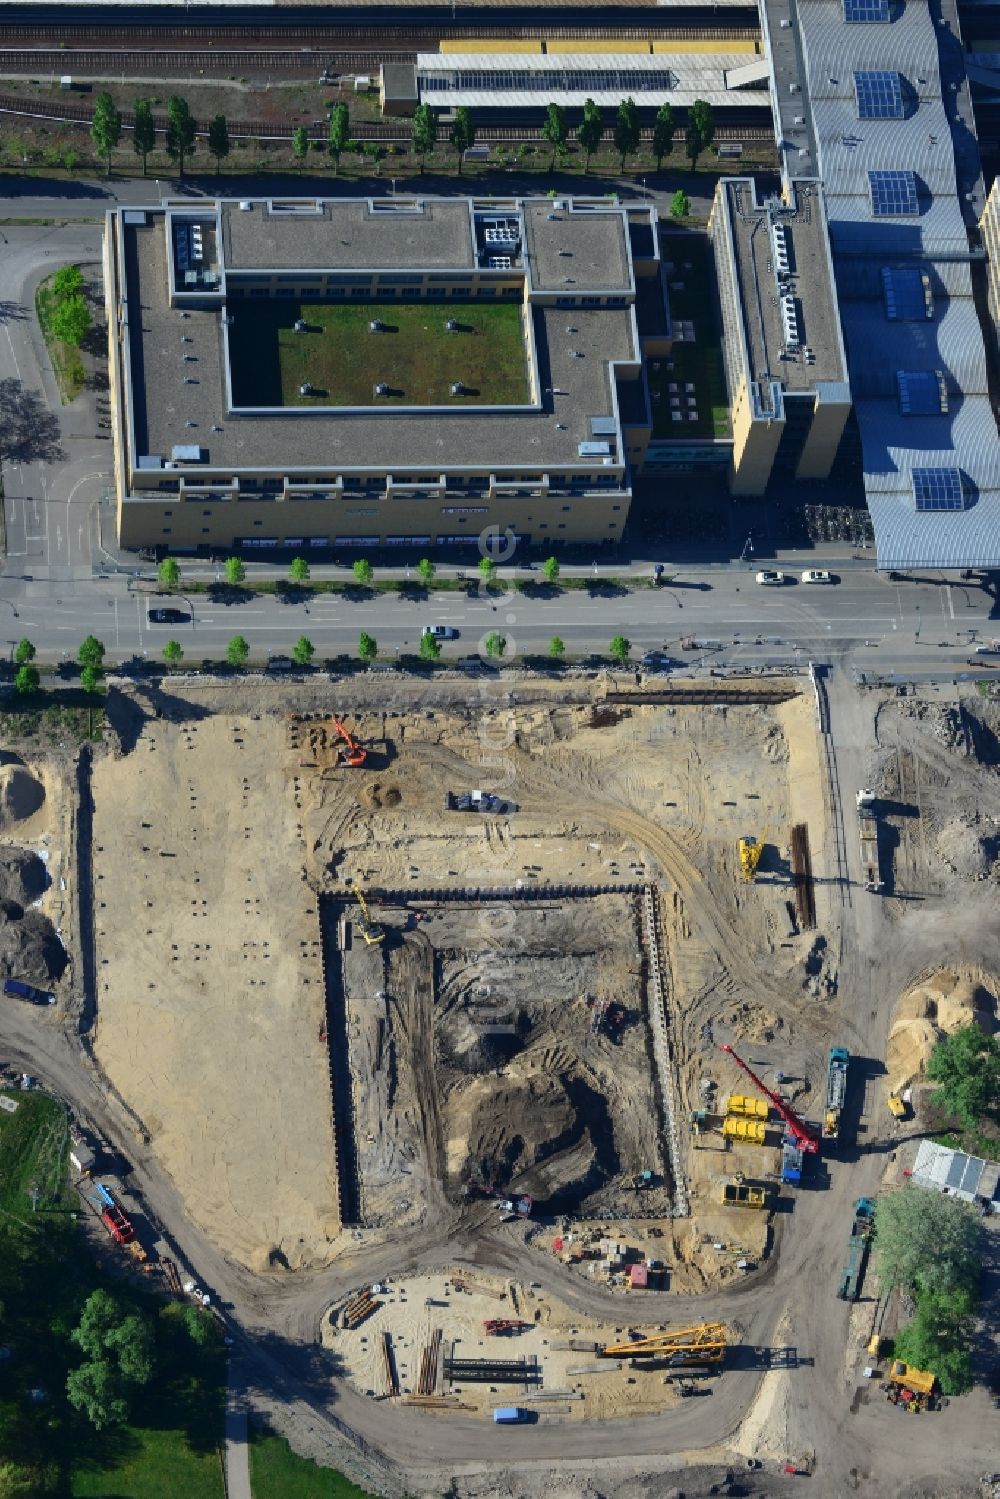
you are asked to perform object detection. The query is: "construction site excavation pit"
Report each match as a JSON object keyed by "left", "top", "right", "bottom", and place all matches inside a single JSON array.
[{"left": 325, "top": 890, "right": 674, "bottom": 1231}]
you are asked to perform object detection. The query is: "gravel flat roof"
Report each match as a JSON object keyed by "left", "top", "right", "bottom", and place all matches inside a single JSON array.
[{"left": 221, "top": 198, "right": 477, "bottom": 272}]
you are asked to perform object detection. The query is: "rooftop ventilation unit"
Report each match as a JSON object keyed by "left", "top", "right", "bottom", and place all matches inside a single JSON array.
[
  {"left": 369, "top": 319, "right": 385, "bottom": 333},
  {"left": 374, "top": 382, "right": 390, "bottom": 397},
  {"left": 299, "top": 383, "right": 313, "bottom": 396},
  {"left": 781, "top": 294, "right": 800, "bottom": 347},
  {"left": 450, "top": 381, "right": 465, "bottom": 396},
  {"left": 446, "top": 318, "right": 460, "bottom": 332},
  {"left": 294, "top": 319, "right": 307, "bottom": 333}
]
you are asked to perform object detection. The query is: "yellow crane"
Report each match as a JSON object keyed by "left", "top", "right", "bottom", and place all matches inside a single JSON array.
[
  {"left": 349, "top": 883, "right": 385, "bottom": 945},
  {"left": 738, "top": 827, "right": 770, "bottom": 882},
  {"left": 600, "top": 1321, "right": 727, "bottom": 1363}
]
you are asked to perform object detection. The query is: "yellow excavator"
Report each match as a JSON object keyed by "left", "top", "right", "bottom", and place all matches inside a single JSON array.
[
  {"left": 349, "top": 883, "right": 385, "bottom": 945},
  {"left": 738, "top": 827, "right": 769, "bottom": 882}
]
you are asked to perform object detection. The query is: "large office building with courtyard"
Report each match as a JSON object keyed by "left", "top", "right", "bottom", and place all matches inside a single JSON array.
[{"left": 104, "top": 195, "right": 672, "bottom": 553}]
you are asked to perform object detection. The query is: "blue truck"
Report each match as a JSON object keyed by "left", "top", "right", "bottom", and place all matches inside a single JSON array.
[
  {"left": 493, "top": 1407, "right": 529, "bottom": 1424},
  {"left": 4, "top": 978, "right": 55, "bottom": 1006}
]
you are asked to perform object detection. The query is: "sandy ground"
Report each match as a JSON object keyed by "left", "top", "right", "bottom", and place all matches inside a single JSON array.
[
  {"left": 323, "top": 1268, "right": 722, "bottom": 1420},
  {"left": 92, "top": 714, "right": 340, "bottom": 1270}
]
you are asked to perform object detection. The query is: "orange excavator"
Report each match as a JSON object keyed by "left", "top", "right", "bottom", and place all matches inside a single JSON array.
[{"left": 332, "top": 717, "right": 366, "bottom": 767}]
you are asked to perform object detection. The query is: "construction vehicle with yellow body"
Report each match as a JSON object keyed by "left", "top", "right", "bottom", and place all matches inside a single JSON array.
[
  {"left": 737, "top": 829, "right": 769, "bottom": 882},
  {"left": 725, "top": 1093, "right": 770, "bottom": 1120},
  {"left": 349, "top": 883, "right": 385, "bottom": 945},
  {"left": 723, "top": 1116, "right": 767, "bottom": 1145}
]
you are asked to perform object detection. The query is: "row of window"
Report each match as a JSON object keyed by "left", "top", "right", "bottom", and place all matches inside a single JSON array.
[{"left": 422, "top": 69, "right": 677, "bottom": 93}]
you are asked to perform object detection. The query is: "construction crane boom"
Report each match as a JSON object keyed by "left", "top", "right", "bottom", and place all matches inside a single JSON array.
[
  {"left": 332, "top": 717, "right": 366, "bottom": 767},
  {"left": 600, "top": 1321, "right": 727, "bottom": 1362},
  {"left": 349, "top": 883, "right": 384, "bottom": 945},
  {"left": 718, "top": 1044, "right": 820, "bottom": 1154}
]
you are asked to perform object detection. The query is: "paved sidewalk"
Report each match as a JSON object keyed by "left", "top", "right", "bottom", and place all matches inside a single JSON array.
[{"left": 225, "top": 1361, "right": 252, "bottom": 1499}]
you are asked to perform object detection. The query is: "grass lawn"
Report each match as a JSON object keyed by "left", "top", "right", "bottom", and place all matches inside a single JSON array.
[
  {"left": 0, "top": 1089, "right": 74, "bottom": 1219},
  {"left": 35, "top": 272, "right": 87, "bottom": 403},
  {"left": 228, "top": 299, "right": 529, "bottom": 408},
  {"left": 249, "top": 1430, "right": 375, "bottom": 1498},
  {"left": 72, "top": 1426, "right": 225, "bottom": 1498}
]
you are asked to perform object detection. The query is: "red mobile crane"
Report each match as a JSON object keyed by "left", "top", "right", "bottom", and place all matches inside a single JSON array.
[{"left": 718, "top": 1044, "right": 821, "bottom": 1154}]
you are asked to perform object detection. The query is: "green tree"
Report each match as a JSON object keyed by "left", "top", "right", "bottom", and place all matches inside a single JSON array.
[
  {"left": 0, "top": 1460, "right": 41, "bottom": 1498},
  {"left": 288, "top": 556, "right": 310, "bottom": 585},
  {"left": 358, "top": 631, "right": 377, "bottom": 663},
  {"left": 478, "top": 556, "right": 496, "bottom": 584},
  {"left": 609, "top": 634, "right": 632, "bottom": 665},
  {"left": 873, "top": 1189, "right": 983, "bottom": 1298},
  {"left": 684, "top": 123, "right": 702, "bottom": 170},
  {"left": 78, "top": 635, "right": 105, "bottom": 671},
  {"left": 613, "top": 96, "right": 640, "bottom": 173},
  {"left": 541, "top": 103, "right": 568, "bottom": 168},
  {"left": 66, "top": 1358, "right": 127, "bottom": 1431},
  {"left": 894, "top": 1287, "right": 976, "bottom": 1395},
  {"left": 90, "top": 91, "right": 122, "bottom": 176},
  {"left": 80, "top": 665, "right": 102, "bottom": 694},
  {"left": 13, "top": 638, "right": 35, "bottom": 666},
  {"left": 165, "top": 96, "right": 196, "bottom": 176},
  {"left": 577, "top": 98, "right": 604, "bottom": 173},
  {"left": 292, "top": 635, "right": 314, "bottom": 668},
  {"left": 417, "top": 557, "right": 436, "bottom": 586},
  {"left": 291, "top": 126, "right": 309, "bottom": 168},
  {"left": 182, "top": 1304, "right": 217, "bottom": 1348},
  {"left": 927, "top": 1023, "right": 1000, "bottom": 1130},
  {"left": 50, "top": 293, "right": 90, "bottom": 348},
  {"left": 352, "top": 558, "right": 373, "bottom": 587},
  {"left": 162, "top": 639, "right": 184, "bottom": 668},
  {"left": 419, "top": 631, "right": 441, "bottom": 662},
  {"left": 671, "top": 189, "right": 690, "bottom": 220},
  {"left": 542, "top": 555, "right": 560, "bottom": 585},
  {"left": 652, "top": 102, "right": 675, "bottom": 171},
  {"left": 226, "top": 635, "right": 249, "bottom": 668},
  {"left": 224, "top": 556, "right": 246, "bottom": 586},
  {"left": 133, "top": 99, "right": 156, "bottom": 176},
  {"left": 484, "top": 631, "right": 506, "bottom": 659},
  {"left": 71, "top": 1290, "right": 122, "bottom": 1359},
  {"left": 14, "top": 664, "right": 38, "bottom": 696},
  {"left": 105, "top": 1313, "right": 155, "bottom": 1385},
  {"left": 548, "top": 635, "right": 565, "bottom": 660},
  {"left": 449, "top": 107, "right": 475, "bottom": 172},
  {"left": 328, "top": 102, "right": 350, "bottom": 173},
  {"left": 691, "top": 99, "right": 716, "bottom": 157},
  {"left": 207, "top": 114, "right": 230, "bottom": 174},
  {"left": 158, "top": 556, "right": 180, "bottom": 591},
  {"left": 363, "top": 142, "right": 386, "bottom": 174},
  {"left": 52, "top": 264, "right": 84, "bottom": 300},
  {"left": 411, "top": 104, "right": 437, "bottom": 174}
]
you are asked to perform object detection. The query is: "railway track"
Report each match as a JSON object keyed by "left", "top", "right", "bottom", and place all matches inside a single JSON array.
[
  {"left": 2, "top": 24, "right": 761, "bottom": 47},
  {"left": 0, "top": 90, "right": 774, "bottom": 143}
]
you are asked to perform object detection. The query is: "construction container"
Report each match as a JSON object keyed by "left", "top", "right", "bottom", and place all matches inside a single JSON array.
[
  {"left": 723, "top": 1117, "right": 767, "bottom": 1144},
  {"left": 888, "top": 1361, "right": 935, "bottom": 1396},
  {"left": 629, "top": 1263, "right": 649, "bottom": 1288},
  {"left": 725, "top": 1094, "right": 770, "bottom": 1120},
  {"left": 721, "top": 1181, "right": 769, "bottom": 1208}
]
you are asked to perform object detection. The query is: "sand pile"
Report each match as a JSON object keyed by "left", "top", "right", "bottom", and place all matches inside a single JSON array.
[
  {"left": 0, "top": 847, "right": 65, "bottom": 988},
  {"left": 886, "top": 968, "right": 998, "bottom": 1089},
  {"left": 934, "top": 816, "right": 1000, "bottom": 881},
  {"left": 0, "top": 848, "right": 49, "bottom": 912},
  {"left": 0, "top": 765, "right": 44, "bottom": 829}
]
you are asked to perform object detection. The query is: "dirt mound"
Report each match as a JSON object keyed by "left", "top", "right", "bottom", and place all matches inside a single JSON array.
[
  {"left": 933, "top": 816, "right": 1000, "bottom": 881},
  {"left": 0, "top": 908, "right": 67, "bottom": 986},
  {"left": 451, "top": 1053, "right": 615, "bottom": 1210},
  {"left": 441, "top": 1007, "right": 528, "bottom": 1074},
  {"left": 0, "top": 849, "right": 49, "bottom": 911},
  {"left": 0, "top": 766, "right": 44, "bottom": 829},
  {"left": 886, "top": 968, "right": 998, "bottom": 1090},
  {"left": 362, "top": 782, "right": 401, "bottom": 810}
]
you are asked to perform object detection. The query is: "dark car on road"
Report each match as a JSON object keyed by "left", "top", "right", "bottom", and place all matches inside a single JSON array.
[{"left": 148, "top": 608, "right": 190, "bottom": 625}]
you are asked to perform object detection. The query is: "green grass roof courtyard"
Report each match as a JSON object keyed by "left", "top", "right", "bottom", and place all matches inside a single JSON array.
[{"left": 229, "top": 299, "right": 531, "bottom": 409}]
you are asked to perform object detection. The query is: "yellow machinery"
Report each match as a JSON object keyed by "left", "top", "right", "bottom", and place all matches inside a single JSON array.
[
  {"left": 738, "top": 828, "right": 769, "bottom": 882},
  {"left": 601, "top": 1321, "right": 727, "bottom": 1363},
  {"left": 720, "top": 1178, "right": 770, "bottom": 1209},
  {"left": 723, "top": 1116, "right": 767, "bottom": 1144},
  {"left": 888, "top": 1360, "right": 935, "bottom": 1397},
  {"left": 887, "top": 1091, "right": 909, "bottom": 1120},
  {"left": 725, "top": 1093, "right": 770, "bottom": 1120},
  {"left": 349, "top": 883, "right": 385, "bottom": 946}
]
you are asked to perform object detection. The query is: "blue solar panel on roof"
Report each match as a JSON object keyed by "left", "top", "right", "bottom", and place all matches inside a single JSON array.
[
  {"left": 869, "top": 170, "right": 919, "bottom": 216},
  {"left": 912, "top": 467, "right": 964, "bottom": 510},
  {"left": 844, "top": 0, "right": 890, "bottom": 22},
  {"left": 897, "top": 370, "right": 947, "bottom": 416},
  {"left": 854, "top": 70, "right": 903, "bottom": 119},
  {"left": 881, "top": 266, "right": 933, "bottom": 321}
]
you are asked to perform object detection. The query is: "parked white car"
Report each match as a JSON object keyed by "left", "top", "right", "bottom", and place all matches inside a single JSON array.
[
  {"left": 755, "top": 570, "right": 786, "bottom": 586},
  {"left": 801, "top": 569, "right": 834, "bottom": 585}
]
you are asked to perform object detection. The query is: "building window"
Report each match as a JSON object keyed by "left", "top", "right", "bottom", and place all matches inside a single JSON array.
[
  {"left": 162, "top": 528, "right": 172, "bottom": 534},
  {"left": 613, "top": 505, "right": 621, "bottom": 511},
  {"left": 561, "top": 505, "right": 570, "bottom": 512},
  {"left": 201, "top": 527, "right": 209, "bottom": 533}
]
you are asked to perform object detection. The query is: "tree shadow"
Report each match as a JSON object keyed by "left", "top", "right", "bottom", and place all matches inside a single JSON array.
[
  {"left": 0, "top": 377, "right": 64, "bottom": 463},
  {"left": 207, "top": 583, "right": 254, "bottom": 606},
  {"left": 274, "top": 582, "right": 313, "bottom": 607},
  {"left": 587, "top": 580, "right": 628, "bottom": 599}
]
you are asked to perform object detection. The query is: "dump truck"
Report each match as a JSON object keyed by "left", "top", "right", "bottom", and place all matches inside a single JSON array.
[
  {"left": 835, "top": 1196, "right": 875, "bottom": 1300},
  {"left": 725, "top": 1093, "right": 770, "bottom": 1120},
  {"left": 3, "top": 978, "right": 55, "bottom": 1006},
  {"left": 823, "top": 1047, "right": 850, "bottom": 1145},
  {"left": 722, "top": 1117, "right": 767, "bottom": 1145},
  {"left": 857, "top": 791, "right": 882, "bottom": 891},
  {"left": 720, "top": 1180, "right": 770, "bottom": 1209}
]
